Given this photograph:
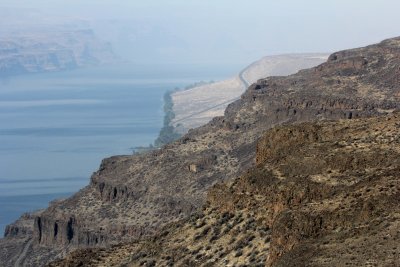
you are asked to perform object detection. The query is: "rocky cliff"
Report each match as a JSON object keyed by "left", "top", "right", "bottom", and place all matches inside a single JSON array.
[
  {"left": 1, "top": 37, "right": 400, "bottom": 266},
  {"left": 49, "top": 113, "right": 400, "bottom": 266},
  {"left": 0, "top": 29, "right": 115, "bottom": 77}
]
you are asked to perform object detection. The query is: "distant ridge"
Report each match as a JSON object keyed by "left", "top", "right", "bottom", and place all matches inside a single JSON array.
[
  {"left": 0, "top": 29, "right": 116, "bottom": 77},
  {"left": 170, "top": 53, "right": 329, "bottom": 134}
]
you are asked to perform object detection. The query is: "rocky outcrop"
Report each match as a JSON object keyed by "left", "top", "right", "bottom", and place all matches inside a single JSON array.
[
  {"left": 49, "top": 113, "right": 400, "bottom": 266},
  {"left": 4, "top": 213, "right": 35, "bottom": 239},
  {"left": 2, "top": 37, "right": 400, "bottom": 266},
  {"left": 0, "top": 29, "right": 115, "bottom": 77}
]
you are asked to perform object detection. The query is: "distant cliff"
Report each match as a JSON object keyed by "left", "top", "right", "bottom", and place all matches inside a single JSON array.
[
  {"left": 0, "top": 29, "right": 116, "bottom": 77},
  {"left": 170, "top": 53, "right": 329, "bottom": 134}
]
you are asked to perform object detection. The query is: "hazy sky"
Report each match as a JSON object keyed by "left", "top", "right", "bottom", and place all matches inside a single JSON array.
[{"left": 1, "top": 0, "right": 400, "bottom": 66}]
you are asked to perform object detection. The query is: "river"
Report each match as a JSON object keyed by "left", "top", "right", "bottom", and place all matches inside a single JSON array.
[{"left": 0, "top": 63, "right": 236, "bottom": 235}]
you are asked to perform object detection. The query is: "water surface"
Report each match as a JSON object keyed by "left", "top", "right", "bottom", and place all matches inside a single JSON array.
[{"left": 0, "top": 63, "right": 234, "bottom": 235}]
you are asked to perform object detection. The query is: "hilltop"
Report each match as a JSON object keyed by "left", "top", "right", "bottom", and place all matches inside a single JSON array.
[{"left": 50, "top": 113, "right": 400, "bottom": 266}]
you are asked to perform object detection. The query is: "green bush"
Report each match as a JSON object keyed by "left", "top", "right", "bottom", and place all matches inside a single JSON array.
[{"left": 154, "top": 90, "right": 182, "bottom": 147}]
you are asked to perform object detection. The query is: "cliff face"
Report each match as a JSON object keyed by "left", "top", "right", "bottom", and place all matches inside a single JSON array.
[
  {"left": 49, "top": 114, "right": 400, "bottom": 266},
  {"left": 2, "top": 37, "right": 400, "bottom": 266},
  {"left": 0, "top": 29, "right": 115, "bottom": 77}
]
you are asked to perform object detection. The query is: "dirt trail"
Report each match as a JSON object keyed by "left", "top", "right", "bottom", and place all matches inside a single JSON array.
[{"left": 238, "top": 68, "right": 251, "bottom": 88}]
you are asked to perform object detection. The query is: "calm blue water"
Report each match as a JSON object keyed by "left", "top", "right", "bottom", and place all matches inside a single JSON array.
[{"left": 0, "top": 63, "right": 235, "bottom": 235}]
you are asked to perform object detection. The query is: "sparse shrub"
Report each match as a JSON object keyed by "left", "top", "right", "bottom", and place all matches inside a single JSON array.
[
  {"left": 194, "top": 234, "right": 202, "bottom": 241},
  {"left": 195, "top": 220, "right": 206, "bottom": 229},
  {"left": 209, "top": 235, "right": 219, "bottom": 242},
  {"left": 160, "top": 230, "right": 169, "bottom": 237},
  {"left": 201, "top": 226, "right": 211, "bottom": 236},
  {"left": 249, "top": 255, "right": 256, "bottom": 263},
  {"left": 146, "top": 260, "right": 156, "bottom": 267},
  {"left": 247, "top": 234, "right": 255, "bottom": 242},
  {"left": 235, "top": 249, "right": 243, "bottom": 257},
  {"left": 213, "top": 226, "right": 221, "bottom": 235},
  {"left": 131, "top": 252, "right": 147, "bottom": 261},
  {"left": 182, "top": 259, "right": 197, "bottom": 265}
]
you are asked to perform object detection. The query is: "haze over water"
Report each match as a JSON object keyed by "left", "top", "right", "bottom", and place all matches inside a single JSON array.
[{"left": 0, "top": 63, "right": 235, "bottom": 234}]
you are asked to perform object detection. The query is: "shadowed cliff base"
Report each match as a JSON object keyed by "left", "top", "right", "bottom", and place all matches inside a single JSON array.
[{"left": 2, "top": 37, "right": 400, "bottom": 266}]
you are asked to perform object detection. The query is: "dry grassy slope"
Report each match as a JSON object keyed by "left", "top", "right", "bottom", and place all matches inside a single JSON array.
[
  {"left": 49, "top": 113, "right": 400, "bottom": 267},
  {"left": 3, "top": 37, "right": 400, "bottom": 266},
  {"left": 171, "top": 54, "right": 329, "bottom": 132},
  {"left": 172, "top": 77, "right": 244, "bottom": 133}
]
